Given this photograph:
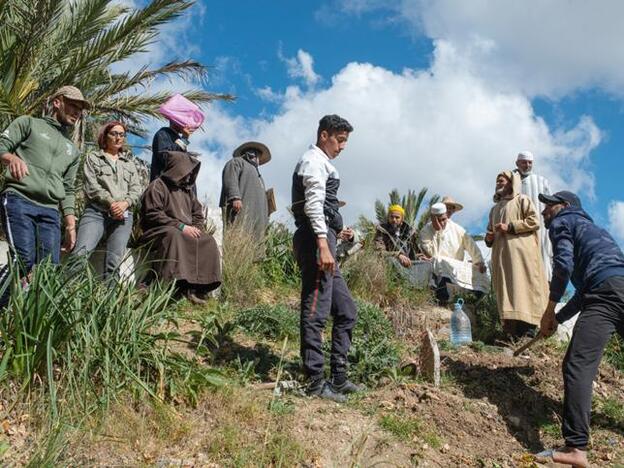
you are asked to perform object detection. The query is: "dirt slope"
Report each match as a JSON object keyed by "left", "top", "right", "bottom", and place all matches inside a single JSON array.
[{"left": 3, "top": 305, "right": 624, "bottom": 466}]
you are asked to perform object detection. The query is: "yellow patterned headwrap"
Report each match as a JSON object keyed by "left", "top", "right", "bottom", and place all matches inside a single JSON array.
[{"left": 388, "top": 204, "right": 405, "bottom": 218}]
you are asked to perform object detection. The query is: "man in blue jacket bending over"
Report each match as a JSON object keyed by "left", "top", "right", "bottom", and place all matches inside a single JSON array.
[{"left": 538, "top": 190, "right": 624, "bottom": 467}]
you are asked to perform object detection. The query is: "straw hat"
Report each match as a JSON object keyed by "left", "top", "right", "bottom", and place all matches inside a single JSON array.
[
  {"left": 233, "top": 141, "right": 271, "bottom": 165},
  {"left": 441, "top": 196, "right": 463, "bottom": 213}
]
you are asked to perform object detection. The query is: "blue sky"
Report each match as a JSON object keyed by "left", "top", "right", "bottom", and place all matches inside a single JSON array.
[{"left": 133, "top": 0, "right": 624, "bottom": 238}]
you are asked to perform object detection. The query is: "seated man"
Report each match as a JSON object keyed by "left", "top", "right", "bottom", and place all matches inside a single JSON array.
[
  {"left": 140, "top": 151, "right": 221, "bottom": 304},
  {"left": 336, "top": 226, "right": 363, "bottom": 264},
  {"left": 374, "top": 204, "right": 416, "bottom": 266},
  {"left": 374, "top": 204, "right": 431, "bottom": 287},
  {"left": 419, "top": 202, "right": 488, "bottom": 305}
]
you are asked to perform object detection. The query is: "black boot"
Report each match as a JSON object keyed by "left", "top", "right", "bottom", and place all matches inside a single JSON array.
[{"left": 306, "top": 377, "right": 346, "bottom": 403}]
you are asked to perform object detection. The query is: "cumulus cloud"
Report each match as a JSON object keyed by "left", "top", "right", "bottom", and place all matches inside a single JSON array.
[
  {"left": 334, "top": 0, "right": 624, "bottom": 98},
  {"left": 608, "top": 201, "right": 624, "bottom": 242},
  {"left": 279, "top": 48, "right": 322, "bottom": 88},
  {"left": 165, "top": 44, "right": 600, "bottom": 233},
  {"left": 122, "top": 5, "right": 604, "bottom": 234}
]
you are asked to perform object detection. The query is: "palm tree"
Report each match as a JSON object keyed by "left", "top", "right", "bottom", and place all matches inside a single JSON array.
[
  {"left": 374, "top": 188, "right": 439, "bottom": 231},
  {"left": 0, "top": 0, "right": 233, "bottom": 139}
]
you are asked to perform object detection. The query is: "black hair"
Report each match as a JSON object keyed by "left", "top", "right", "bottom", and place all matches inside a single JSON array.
[{"left": 316, "top": 114, "right": 353, "bottom": 140}]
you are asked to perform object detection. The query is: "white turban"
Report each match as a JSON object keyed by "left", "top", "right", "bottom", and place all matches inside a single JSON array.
[
  {"left": 430, "top": 202, "right": 447, "bottom": 215},
  {"left": 517, "top": 150, "right": 534, "bottom": 162}
]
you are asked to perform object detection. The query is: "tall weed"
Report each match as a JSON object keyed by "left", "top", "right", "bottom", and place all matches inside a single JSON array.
[
  {"left": 469, "top": 288, "right": 503, "bottom": 344},
  {"left": 236, "top": 304, "right": 299, "bottom": 341},
  {"left": 0, "top": 259, "right": 225, "bottom": 421},
  {"left": 348, "top": 301, "right": 401, "bottom": 384},
  {"left": 321, "top": 300, "right": 401, "bottom": 385},
  {"left": 221, "top": 224, "right": 264, "bottom": 305},
  {"left": 342, "top": 246, "right": 432, "bottom": 309},
  {"left": 261, "top": 223, "right": 299, "bottom": 287}
]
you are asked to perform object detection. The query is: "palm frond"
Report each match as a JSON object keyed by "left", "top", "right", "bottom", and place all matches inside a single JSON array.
[
  {"left": 0, "top": 0, "right": 234, "bottom": 128},
  {"left": 374, "top": 199, "right": 387, "bottom": 224}
]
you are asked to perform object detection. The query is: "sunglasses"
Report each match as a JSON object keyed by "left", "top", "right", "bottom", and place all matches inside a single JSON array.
[{"left": 108, "top": 131, "right": 126, "bottom": 138}]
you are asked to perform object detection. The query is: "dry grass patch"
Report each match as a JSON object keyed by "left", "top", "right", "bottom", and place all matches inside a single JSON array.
[{"left": 222, "top": 225, "right": 265, "bottom": 306}]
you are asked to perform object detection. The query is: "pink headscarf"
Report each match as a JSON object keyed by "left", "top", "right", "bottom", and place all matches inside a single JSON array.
[{"left": 159, "top": 94, "right": 205, "bottom": 129}]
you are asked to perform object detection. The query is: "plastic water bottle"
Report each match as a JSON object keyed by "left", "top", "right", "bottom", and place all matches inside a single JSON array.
[{"left": 450, "top": 298, "right": 472, "bottom": 346}]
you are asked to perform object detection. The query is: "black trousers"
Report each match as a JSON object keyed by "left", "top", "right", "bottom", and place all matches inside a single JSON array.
[
  {"left": 562, "top": 276, "right": 624, "bottom": 448},
  {"left": 433, "top": 275, "right": 451, "bottom": 304},
  {"left": 293, "top": 226, "right": 357, "bottom": 379}
]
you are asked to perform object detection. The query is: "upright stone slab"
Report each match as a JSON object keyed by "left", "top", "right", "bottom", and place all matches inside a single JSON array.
[{"left": 419, "top": 329, "right": 440, "bottom": 387}]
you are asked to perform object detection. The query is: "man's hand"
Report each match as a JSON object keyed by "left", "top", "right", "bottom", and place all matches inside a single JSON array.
[
  {"left": 1, "top": 153, "right": 29, "bottom": 180},
  {"left": 494, "top": 223, "right": 509, "bottom": 234},
  {"left": 110, "top": 200, "right": 129, "bottom": 220},
  {"left": 398, "top": 253, "right": 412, "bottom": 267},
  {"left": 539, "top": 301, "right": 558, "bottom": 338},
  {"left": 476, "top": 262, "right": 487, "bottom": 274},
  {"left": 339, "top": 227, "right": 354, "bottom": 242},
  {"left": 63, "top": 215, "right": 77, "bottom": 252},
  {"left": 182, "top": 225, "right": 202, "bottom": 239},
  {"left": 317, "top": 237, "right": 335, "bottom": 274},
  {"left": 232, "top": 199, "right": 242, "bottom": 213},
  {"left": 416, "top": 253, "right": 431, "bottom": 262}
]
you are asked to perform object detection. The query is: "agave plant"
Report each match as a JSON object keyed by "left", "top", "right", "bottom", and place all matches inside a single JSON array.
[{"left": 0, "top": 0, "right": 233, "bottom": 135}]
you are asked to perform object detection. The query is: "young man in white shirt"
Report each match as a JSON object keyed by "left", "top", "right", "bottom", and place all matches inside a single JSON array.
[{"left": 291, "top": 114, "right": 360, "bottom": 402}]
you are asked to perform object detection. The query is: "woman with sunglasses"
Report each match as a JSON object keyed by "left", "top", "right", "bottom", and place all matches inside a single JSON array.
[{"left": 72, "top": 121, "right": 142, "bottom": 280}]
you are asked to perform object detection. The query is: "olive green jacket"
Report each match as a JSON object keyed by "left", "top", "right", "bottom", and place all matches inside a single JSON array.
[
  {"left": 0, "top": 115, "right": 79, "bottom": 215},
  {"left": 82, "top": 149, "right": 143, "bottom": 211}
]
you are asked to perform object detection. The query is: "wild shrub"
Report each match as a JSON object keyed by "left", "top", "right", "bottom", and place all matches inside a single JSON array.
[
  {"left": 469, "top": 288, "right": 503, "bottom": 344},
  {"left": 342, "top": 249, "right": 391, "bottom": 305},
  {"left": 235, "top": 304, "right": 299, "bottom": 341},
  {"left": 342, "top": 246, "right": 432, "bottom": 309},
  {"left": 261, "top": 223, "right": 299, "bottom": 287},
  {"left": 221, "top": 224, "right": 264, "bottom": 306},
  {"left": 340, "top": 300, "right": 401, "bottom": 385},
  {"left": 0, "top": 259, "right": 226, "bottom": 421}
]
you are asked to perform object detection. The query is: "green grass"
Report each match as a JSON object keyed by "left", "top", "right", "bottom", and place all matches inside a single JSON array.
[
  {"left": 596, "top": 397, "right": 624, "bottom": 421},
  {"left": 539, "top": 422, "right": 562, "bottom": 438},
  {"left": 379, "top": 413, "right": 422, "bottom": 442},
  {"left": 422, "top": 431, "right": 443, "bottom": 449},
  {"left": 605, "top": 335, "right": 624, "bottom": 372},
  {"left": 235, "top": 304, "right": 299, "bottom": 341},
  {"left": 0, "top": 259, "right": 228, "bottom": 464},
  {"left": 268, "top": 398, "right": 295, "bottom": 417},
  {"left": 378, "top": 412, "right": 444, "bottom": 451}
]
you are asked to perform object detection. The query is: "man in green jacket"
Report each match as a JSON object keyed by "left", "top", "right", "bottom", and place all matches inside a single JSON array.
[{"left": 0, "top": 86, "right": 89, "bottom": 288}]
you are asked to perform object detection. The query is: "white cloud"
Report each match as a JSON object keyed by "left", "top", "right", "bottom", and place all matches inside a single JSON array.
[
  {"left": 255, "top": 86, "right": 283, "bottom": 103},
  {"left": 119, "top": 5, "right": 605, "bottom": 234},
  {"left": 335, "top": 0, "right": 624, "bottom": 98},
  {"left": 608, "top": 201, "right": 624, "bottom": 242},
  {"left": 165, "top": 45, "right": 600, "bottom": 233},
  {"left": 279, "top": 48, "right": 322, "bottom": 88}
]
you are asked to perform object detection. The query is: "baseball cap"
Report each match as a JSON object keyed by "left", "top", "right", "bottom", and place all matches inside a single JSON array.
[
  {"left": 538, "top": 190, "right": 581, "bottom": 208},
  {"left": 50, "top": 86, "right": 91, "bottom": 110}
]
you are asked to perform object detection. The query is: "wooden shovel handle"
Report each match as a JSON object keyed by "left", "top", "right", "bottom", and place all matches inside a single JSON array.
[{"left": 513, "top": 335, "right": 542, "bottom": 356}]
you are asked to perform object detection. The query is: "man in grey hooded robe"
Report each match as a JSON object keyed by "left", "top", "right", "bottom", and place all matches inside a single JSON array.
[{"left": 219, "top": 141, "right": 272, "bottom": 241}]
